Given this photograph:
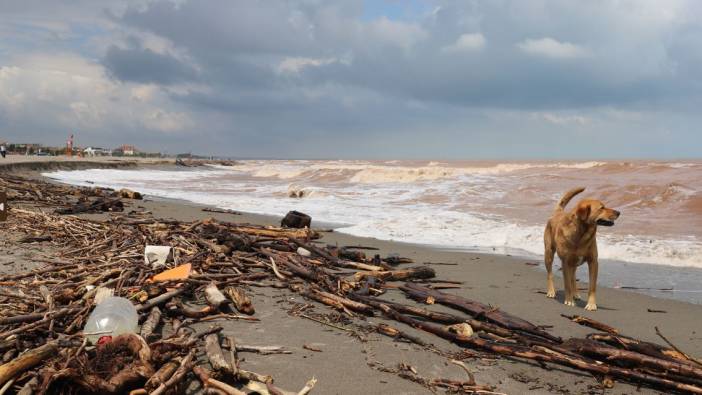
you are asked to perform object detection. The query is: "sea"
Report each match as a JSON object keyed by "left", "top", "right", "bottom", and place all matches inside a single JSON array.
[{"left": 44, "top": 159, "right": 702, "bottom": 303}]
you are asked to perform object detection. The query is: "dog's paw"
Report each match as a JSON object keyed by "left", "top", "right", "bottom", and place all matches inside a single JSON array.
[
  {"left": 585, "top": 302, "right": 597, "bottom": 311},
  {"left": 546, "top": 289, "right": 555, "bottom": 298},
  {"left": 564, "top": 299, "right": 575, "bottom": 307}
]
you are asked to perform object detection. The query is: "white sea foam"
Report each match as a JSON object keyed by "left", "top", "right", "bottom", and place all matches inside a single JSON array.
[
  {"left": 222, "top": 160, "right": 607, "bottom": 184},
  {"left": 43, "top": 160, "right": 702, "bottom": 269}
]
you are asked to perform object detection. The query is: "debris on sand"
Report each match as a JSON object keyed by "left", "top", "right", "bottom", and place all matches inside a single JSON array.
[{"left": 1, "top": 173, "right": 701, "bottom": 394}]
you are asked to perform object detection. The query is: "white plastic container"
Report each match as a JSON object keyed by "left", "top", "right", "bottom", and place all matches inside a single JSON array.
[
  {"left": 144, "top": 245, "right": 173, "bottom": 267},
  {"left": 84, "top": 296, "right": 138, "bottom": 344}
]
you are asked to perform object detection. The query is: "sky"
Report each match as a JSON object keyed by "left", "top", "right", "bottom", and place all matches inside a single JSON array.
[{"left": 0, "top": 0, "right": 701, "bottom": 159}]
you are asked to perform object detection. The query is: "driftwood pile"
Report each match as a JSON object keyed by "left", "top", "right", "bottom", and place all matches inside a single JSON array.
[{"left": 1, "top": 173, "right": 701, "bottom": 394}]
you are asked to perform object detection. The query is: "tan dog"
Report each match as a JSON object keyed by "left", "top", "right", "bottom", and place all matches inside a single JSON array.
[{"left": 544, "top": 187, "right": 620, "bottom": 311}]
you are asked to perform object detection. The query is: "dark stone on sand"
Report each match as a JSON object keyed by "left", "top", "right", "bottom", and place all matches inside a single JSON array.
[{"left": 281, "top": 210, "right": 311, "bottom": 228}]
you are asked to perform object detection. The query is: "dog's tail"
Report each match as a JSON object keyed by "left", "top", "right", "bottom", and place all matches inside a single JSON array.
[{"left": 554, "top": 187, "right": 585, "bottom": 212}]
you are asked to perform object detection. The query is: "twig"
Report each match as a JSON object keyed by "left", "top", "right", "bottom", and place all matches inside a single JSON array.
[
  {"left": 655, "top": 326, "right": 702, "bottom": 367},
  {"left": 297, "top": 377, "right": 317, "bottom": 395},
  {"left": 299, "top": 314, "right": 354, "bottom": 333},
  {"left": 449, "top": 359, "right": 476, "bottom": 385}
]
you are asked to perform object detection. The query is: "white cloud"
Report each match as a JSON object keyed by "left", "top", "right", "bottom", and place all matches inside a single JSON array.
[
  {"left": 131, "top": 85, "right": 158, "bottom": 102},
  {"left": 603, "top": 108, "right": 645, "bottom": 122},
  {"left": 0, "top": 55, "right": 113, "bottom": 120},
  {"left": 442, "top": 33, "right": 486, "bottom": 53},
  {"left": 0, "top": 52, "right": 193, "bottom": 137},
  {"left": 143, "top": 109, "right": 192, "bottom": 132},
  {"left": 0, "top": 66, "right": 27, "bottom": 113},
  {"left": 366, "top": 17, "right": 427, "bottom": 50},
  {"left": 534, "top": 112, "right": 590, "bottom": 125},
  {"left": 277, "top": 57, "right": 339, "bottom": 74},
  {"left": 517, "top": 37, "right": 589, "bottom": 59},
  {"left": 67, "top": 101, "right": 106, "bottom": 126}
]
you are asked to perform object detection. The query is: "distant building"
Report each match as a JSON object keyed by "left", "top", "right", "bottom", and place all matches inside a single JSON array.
[
  {"left": 117, "top": 145, "right": 137, "bottom": 156},
  {"left": 8, "top": 143, "right": 42, "bottom": 155},
  {"left": 84, "top": 147, "right": 111, "bottom": 157}
]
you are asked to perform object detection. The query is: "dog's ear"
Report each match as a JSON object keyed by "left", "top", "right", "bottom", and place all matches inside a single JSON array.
[{"left": 576, "top": 205, "right": 591, "bottom": 221}]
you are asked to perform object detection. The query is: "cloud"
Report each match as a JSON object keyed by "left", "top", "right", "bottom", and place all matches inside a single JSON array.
[
  {"left": 0, "top": 54, "right": 114, "bottom": 123},
  {"left": 0, "top": 52, "right": 195, "bottom": 144},
  {"left": 0, "top": 0, "right": 701, "bottom": 158},
  {"left": 442, "top": 33, "right": 486, "bottom": 52},
  {"left": 277, "top": 57, "right": 340, "bottom": 74},
  {"left": 143, "top": 109, "right": 192, "bottom": 132},
  {"left": 103, "top": 45, "right": 197, "bottom": 85},
  {"left": 131, "top": 85, "right": 158, "bottom": 102},
  {"left": 68, "top": 101, "right": 106, "bottom": 126},
  {"left": 366, "top": 16, "right": 428, "bottom": 50},
  {"left": 517, "top": 37, "right": 590, "bottom": 59},
  {"left": 534, "top": 112, "right": 590, "bottom": 125}
]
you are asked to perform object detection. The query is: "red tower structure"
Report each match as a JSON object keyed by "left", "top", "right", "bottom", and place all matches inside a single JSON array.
[{"left": 66, "top": 134, "right": 74, "bottom": 157}]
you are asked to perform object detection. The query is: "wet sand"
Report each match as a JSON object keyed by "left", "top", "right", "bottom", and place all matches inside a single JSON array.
[{"left": 3, "top": 157, "right": 701, "bottom": 394}]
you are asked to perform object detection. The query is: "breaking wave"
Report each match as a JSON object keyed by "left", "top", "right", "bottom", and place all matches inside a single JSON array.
[
  {"left": 45, "top": 159, "right": 702, "bottom": 268},
  {"left": 218, "top": 160, "right": 608, "bottom": 184}
]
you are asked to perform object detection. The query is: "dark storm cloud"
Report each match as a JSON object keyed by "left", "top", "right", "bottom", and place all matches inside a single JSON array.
[
  {"left": 1, "top": 0, "right": 702, "bottom": 158},
  {"left": 103, "top": 45, "right": 197, "bottom": 85},
  {"left": 112, "top": 0, "right": 702, "bottom": 112}
]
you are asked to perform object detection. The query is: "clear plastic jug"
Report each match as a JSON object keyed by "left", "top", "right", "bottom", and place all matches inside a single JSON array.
[{"left": 84, "top": 296, "right": 138, "bottom": 344}]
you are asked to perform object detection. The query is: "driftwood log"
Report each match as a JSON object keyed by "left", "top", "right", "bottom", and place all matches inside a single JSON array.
[
  {"left": 588, "top": 333, "right": 693, "bottom": 364},
  {"left": 0, "top": 342, "right": 58, "bottom": 387},
  {"left": 205, "top": 334, "right": 234, "bottom": 375},
  {"left": 561, "top": 314, "right": 619, "bottom": 334},
  {"left": 400, "top": 283, "right": 561, "bottom": 343},
  {"left": 140, "top": 307, "right": 161, "bottom": 341},
  {"left": 224, "top": 287, "right": 255, "bottom": 315}
]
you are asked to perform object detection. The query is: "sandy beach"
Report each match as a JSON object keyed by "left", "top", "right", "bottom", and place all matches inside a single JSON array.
[
  {"left": 140, "top": 197, "right": 702, "bottom": 394},
  {"left": 1, "top": 157, "right": 701, "bottom": 394}
]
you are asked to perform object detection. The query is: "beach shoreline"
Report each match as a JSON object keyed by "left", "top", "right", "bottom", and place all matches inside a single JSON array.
[
  {"left": 137, "top": 192, "right": 702, "bottom": 305},
  {"left": 2, "top": 157, "right": 701, "bottom": 394},
  {"left": 35, "top": 156, "right": 702, "bottom": 305}
]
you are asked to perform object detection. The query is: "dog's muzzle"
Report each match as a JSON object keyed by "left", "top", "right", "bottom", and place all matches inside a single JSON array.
[
  {"left": 597, "top": 210, "right": 620, "bottom": 227},
  {"left": 596, "top": 219, "right": 615, "bottom": 226}
]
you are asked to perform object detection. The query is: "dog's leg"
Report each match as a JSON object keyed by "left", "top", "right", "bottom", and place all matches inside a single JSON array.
[
  {"left": 585, "top": 257, "right": 598, "bottom": 311},
  {"left": 563, "top": 260, "right": 576, "bottom": 306},
  {"left": 572, "top": 260, "right": 582, "bottom": 300},
  {"left": 544, "top": 229, "right": 556, "bottom": 298}
]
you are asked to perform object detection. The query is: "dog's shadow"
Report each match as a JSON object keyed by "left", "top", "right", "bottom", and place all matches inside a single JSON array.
[{"left": 553, "top": 290, "right": 617, "bottom": 311}]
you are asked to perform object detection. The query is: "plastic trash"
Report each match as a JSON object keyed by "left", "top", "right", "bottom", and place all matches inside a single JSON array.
[
  {"left": 84, "top": 296, "right": 138, "bottom": 344},
  {"left": 447, "top": 323, "right": 474, "bottom": 338},
  {"left": 150, "top": 263, "right": 192, "bottom": 282},
  {"left": 297, "top": 247, "right": 311, "bottom": 257},
  {"left": 93, "top": 287, "right": 114, "bottom": 305},
  {"left": 144, "top": 245, "right": 173, "bottom": 267}
]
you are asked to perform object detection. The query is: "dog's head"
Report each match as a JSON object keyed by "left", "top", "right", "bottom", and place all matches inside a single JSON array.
[{"left": 575, "top": 199, "right": 621, "bottom": 227}]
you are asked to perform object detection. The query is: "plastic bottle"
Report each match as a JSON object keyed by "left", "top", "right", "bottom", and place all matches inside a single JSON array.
[{"left": 84, "top": 296, "right": 138, "bottom": 344}]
